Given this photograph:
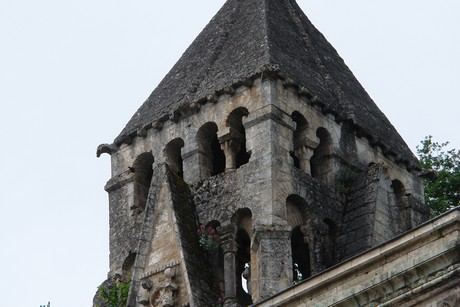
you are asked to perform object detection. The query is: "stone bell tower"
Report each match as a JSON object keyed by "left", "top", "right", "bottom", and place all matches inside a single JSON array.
[{"left": 95, "top": 0, "right": 430, "bottom": 306}]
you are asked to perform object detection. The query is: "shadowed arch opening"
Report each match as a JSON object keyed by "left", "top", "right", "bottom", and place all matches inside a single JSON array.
[
  {"left": 122, "top": 252, "right": 136, "bottom": 277},
  {"left": 392, "top": 179, "right": 411, "bottom": 232},
  {"left": 226, "top": 107, "right": 250, "bottom": 169},
  {"left": 287, "top": 194, "right": 307, "bottom": 228},
  {"left": 291, "top": 226, "right": 310, "bottom": 281},
  {"left": 290, "top": 111, "right": 309, "bottom": 170},
  {"left": 311, "top": 128, "right": 332, "bottom": 182},
  {"left": 236, "top": 229, "right": 252, "bottom": 306},
  {"left": 286, "top": 195, "right": 311, "bottom": 281},
  {"left": 233, "top": 208, "right": 253, "bottom": 306},
  {"left": 197, "top": 122, "right": 225, "bottom": 179},
  {"left": 132, "top": 152, "right": 154, "bottom": 214},
  {"left": 164, "top": 138, "right": 185, "bottom": 178}
]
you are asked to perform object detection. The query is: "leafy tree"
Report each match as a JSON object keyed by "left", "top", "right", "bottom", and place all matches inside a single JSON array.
[{"left": 417, "top": 135, "right": 460, "bottom": 215}]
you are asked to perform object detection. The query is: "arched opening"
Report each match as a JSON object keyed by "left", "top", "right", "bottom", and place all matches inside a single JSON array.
[
  {"left": 225, "top": 107, "right": 250, "bottom": 169},
  {"left": 236, "top": 229, "right": 252, "bottom": 306},
  {"left": 291, "top": 226, "right": 310, "bottom": 281},
  {"left": 197, "top": 122, "right": 226, "bottom": 179},
  {"left": 290, "top": 111, "right": 309, "bottom": 170},
  {"left": 392, "top": 180, "right": 410, "bottom": 232},
  {"left": 311, "top": 128, "right": 333, "bottom": 182},
  {"left": 132, "top": 152, "right": 154, "bottom": 214},
  {"left": 340, "top": 121, "right": 357, "bottom": 157},
  {"left": 287, "top": 195, "right": 305, "bottom": 228},
  {"left": 122, "top": 252, "right": 136, "bottom": 277},
  {"left": 232, "top": 208, "right": 253, "bottom": 306},
  {"left": 164, "top": 138, "right": 185, "bottom": 178},
  {"left": 286, "top": 195, "right": 311, "bottom": 282}
]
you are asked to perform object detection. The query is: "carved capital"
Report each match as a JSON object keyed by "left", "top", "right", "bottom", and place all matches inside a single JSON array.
[{"left": 220, "top": 237, "right": 237, "bottom": 254}]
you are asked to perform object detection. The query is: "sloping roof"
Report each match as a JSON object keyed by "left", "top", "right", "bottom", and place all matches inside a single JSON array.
[
  {"left": 127, "top": 165, "right": 218, "bottom": 305},
  {"left": 117, "top": 0, "right": 418, "bottom": 168}
]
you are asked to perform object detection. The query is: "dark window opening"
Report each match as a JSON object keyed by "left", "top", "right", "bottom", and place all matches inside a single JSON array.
[
  {"left": 197, "top": 122, "right": 225, "bottom": 179},
  {"left": 311, "top": 128, "right": 332, "bottom": 181},
  {"left": 236, "top": 140, "right": 250, "bottom": 168},
  {"left": 392, "top": 180, "right": 411, "bottom": 232},
  {"left": 164, "top": 138, "right": 185, "bottom": 178},
  {"left": 289, "top": 111, "right": 309, "bottom": 172},
  {"left": 122, "top": 252, "right": 136, "bottom": 277},
  {"left": 291, "top": 226, "right": 310, "bottom": 281},
  {"left": 211, "top": 136, "right": 226, "bottom": 176},
  {"left": 132, "top": 152, "right": 154, "bottom": 214},
  {"left": 227, "top": 108, "right": 250, "bottom": 169},
  {"left": 236, "top": 229, "right": 252, "bottom": 306}
]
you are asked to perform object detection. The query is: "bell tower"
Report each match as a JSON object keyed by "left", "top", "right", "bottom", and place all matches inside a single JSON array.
[{"left": 95, "top": 0, "right": 430, "bottom": 306}]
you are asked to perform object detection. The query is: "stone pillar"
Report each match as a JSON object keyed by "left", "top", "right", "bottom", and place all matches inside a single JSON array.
[
  {"left": 221, "top": 235, "right": 238, "bottom": 307},
  {"left": 181, "top": 148, "right": 200, "bottom": 183},
  {"left": 252, "top": 228, "right": 292, "bottom": 302},
  {"left": 294, "top": 145, "right": 315, "bottom": 174},
  {"left": 220, "top": 139, "right": 241, "bottom": 170}
]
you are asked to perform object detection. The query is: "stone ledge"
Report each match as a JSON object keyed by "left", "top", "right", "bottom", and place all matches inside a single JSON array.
[
  {"left": 254, "top": 207, "right": 459, "bottom": 306},
  {"left": 140, "top": 260, "right": 181, "bottom": 280}
]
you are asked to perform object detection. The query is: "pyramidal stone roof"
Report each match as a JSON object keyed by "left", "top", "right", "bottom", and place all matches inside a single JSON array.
[{"left": 117, "top": 0, "right": 419, "bottom": 169}]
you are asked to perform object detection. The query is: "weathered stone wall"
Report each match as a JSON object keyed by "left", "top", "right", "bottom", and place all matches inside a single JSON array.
[
  {"left": 254, "top": 208, "right": 460, "bottom": 307},
  {"left": 105, "top": 173, "right": 144, "bottom": 275},
  {"left": 98, "top": 77, "right": 430, "bottom": 306}
]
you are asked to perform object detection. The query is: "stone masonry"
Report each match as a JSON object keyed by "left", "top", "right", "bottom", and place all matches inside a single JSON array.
[{"left": 94, "top": 0, "right": 433, "bottom": 306}]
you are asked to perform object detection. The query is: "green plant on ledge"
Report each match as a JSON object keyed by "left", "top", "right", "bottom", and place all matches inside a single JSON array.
[{"left": 97, "top": 277, "right": 130, "bottom": 307}]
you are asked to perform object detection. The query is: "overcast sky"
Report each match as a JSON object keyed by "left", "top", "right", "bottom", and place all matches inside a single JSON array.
[{"left": 0, "top": 1, "right": 459, "bottom": 306}]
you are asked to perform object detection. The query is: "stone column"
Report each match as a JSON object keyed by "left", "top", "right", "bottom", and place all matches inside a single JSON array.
[
  {"left": 221, "top": 235, "right": 238, "bottom": 307},
  {"left": 219, "top": 130, "right": 244, "bottom": 170},
  {"left": 252, "top": 228, "right": 292, "bottom": 302},
  {"left": 220, "top": 139, "right": 241, "bottom": 170},
  {"left": 294, "top": 145, "right": 315, "bottom": 174}
]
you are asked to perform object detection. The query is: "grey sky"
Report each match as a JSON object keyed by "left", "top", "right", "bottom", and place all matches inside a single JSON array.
[{"left": 0, "top": 1, "right": 458, "bottom": 306}]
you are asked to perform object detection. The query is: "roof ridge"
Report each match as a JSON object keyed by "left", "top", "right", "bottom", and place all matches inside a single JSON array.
[{"left": 261, "top": 0, "right": 272, "bottom": 65}]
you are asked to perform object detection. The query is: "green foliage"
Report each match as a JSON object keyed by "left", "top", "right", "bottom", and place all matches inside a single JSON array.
[
  {"left": 336, "top": 169, "right": 358, "bottom": 196},
  {"left": 97, "top": 278, "right": 130, "bottom": 307},
  {"left": 417, "top": 136, "right": 460, "bottom": 215}
]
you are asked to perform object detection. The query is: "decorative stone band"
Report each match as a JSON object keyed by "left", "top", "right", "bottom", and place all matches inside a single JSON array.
[{"left": 140, "top": 260, "right": 180, "bottom": 280}]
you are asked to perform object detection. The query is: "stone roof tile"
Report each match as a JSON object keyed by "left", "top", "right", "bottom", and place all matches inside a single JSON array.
[{"left": 117, "top": 0, "right": 418, "bottom": 167}]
